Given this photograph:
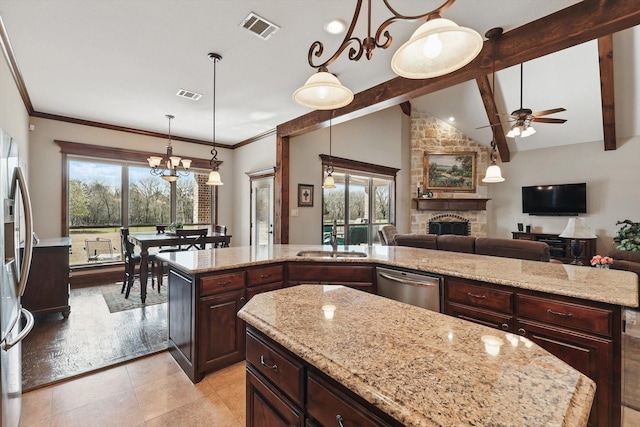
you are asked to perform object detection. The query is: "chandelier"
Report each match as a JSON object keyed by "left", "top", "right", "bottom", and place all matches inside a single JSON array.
[
  {"left": 206, "top": 52, "right": 224, "bottom": 186},
  {"left": 147, "top": 114, "right": 191, "bottom": 182},
  {"left": 293, "top": 0, "right": 482, "bottom": 110}
]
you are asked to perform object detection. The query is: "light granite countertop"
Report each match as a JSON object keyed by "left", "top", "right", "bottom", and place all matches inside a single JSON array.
[
  {"left": 238, "top": 284, "right": 596, "bottom": 427},
  {"left": 156, "top": 244, "right": 639, "bottom": 307}
]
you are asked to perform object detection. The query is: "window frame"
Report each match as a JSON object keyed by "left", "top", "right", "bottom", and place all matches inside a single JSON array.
[{"left": 319, "top": 154, "right": 398, "bottom": 246}]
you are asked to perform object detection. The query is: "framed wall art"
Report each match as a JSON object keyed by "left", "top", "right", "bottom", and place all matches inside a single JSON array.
[
  {"left": 298, "top": 183, "right": 314, "bottom": 207},
  {"left": 424, "top": 152, "right": 476, "bottom": 192}
]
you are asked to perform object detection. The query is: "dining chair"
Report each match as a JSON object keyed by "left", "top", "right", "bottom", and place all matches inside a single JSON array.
[{"left": 120, "top": 227, "right": 159, "bottom": 298}]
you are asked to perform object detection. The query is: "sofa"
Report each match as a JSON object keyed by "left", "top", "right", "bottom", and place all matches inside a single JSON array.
[
  {"left": 386, "top": 229, "right": 552, "bottom": 262},
  {"left": 608, "top": 249, "right": 640, "bottom": 276}
]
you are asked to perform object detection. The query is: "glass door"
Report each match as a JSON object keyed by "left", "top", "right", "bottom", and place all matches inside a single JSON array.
[{"left": 251, "top": 175, "right": 274, "bottom": 246}]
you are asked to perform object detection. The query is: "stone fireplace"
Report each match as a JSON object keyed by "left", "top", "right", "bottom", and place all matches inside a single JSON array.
[{"left": 410, "top": 111, "right": 491, "bottom": 237}]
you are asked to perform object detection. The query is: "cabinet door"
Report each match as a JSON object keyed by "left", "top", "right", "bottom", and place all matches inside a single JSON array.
[
  {"left": 198, "top": 290, "right": 246, "bottom": 372},
  {"left": 247, "top": 367, "right": 303, "bottom": 427},
  {"left": 516, "top": 319, "right": 616, "bottom": 427}
]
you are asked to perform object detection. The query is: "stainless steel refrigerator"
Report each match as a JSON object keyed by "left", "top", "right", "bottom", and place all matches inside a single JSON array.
[{"left": 0, "top": 129, "right": 35, "bottom": 427}]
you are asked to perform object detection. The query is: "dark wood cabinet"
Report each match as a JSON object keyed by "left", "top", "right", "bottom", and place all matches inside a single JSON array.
[
  {"left": 287, "top": 263, "right": 375, "bottom": 293},
  {"left": 22, "top": 237, "right": 71, "bottom": 318},
  {"left": 512, "top": 231, "right": 596, "bottom": 264},
  {"left": 245, "top": 327, "right": 402, "bottom": 427},
  {"left": 443, "top": 276, "right": 621, "bottom": 427},
  {"left": 247, "top": 264, "right": 284, "bottom": 301}
]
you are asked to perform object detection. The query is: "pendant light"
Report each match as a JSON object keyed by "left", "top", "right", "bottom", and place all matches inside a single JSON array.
[
  {"left": 482, "top": 28, "right": 505, "bottom": 184},
  {"left": 322, "top": 117, "right": 336, "bottom": 189},
  {"left": 206, "top": 52, "right": 223, "bottom": 186}
]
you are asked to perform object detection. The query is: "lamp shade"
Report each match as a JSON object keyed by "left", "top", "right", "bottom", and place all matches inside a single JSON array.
[
  {"left": 482, "top": 165, "right": 505, "bottom": 183},
  {"left": 520, "top": 126, "right": 536, "bottom": 137},
  {"left": 558, "top": 218, "right": 597, "bottom": 239},
  {"left": 293, "top": 71, "right": 354, "bottom": 110},
  {"left": 322, "top": 174, "right": 336, "bottom": 189},
  {"left": 206, "top": 170, "right": 224, "bottom": 186},
  {"left": 391, "top": 17, "right": 483, "bottom": 79}
]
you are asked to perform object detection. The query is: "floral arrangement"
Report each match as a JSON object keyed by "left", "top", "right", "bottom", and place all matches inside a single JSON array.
[
  {"left": 590, "top": 255, "right": 613, "bottom": 268},
  {"left": 613, "top": 219, "right": 640, "bottom": 251}
]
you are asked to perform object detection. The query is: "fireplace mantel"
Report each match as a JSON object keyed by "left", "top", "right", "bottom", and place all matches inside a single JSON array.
[{"left": 412, "top": 198, "right": 490, "bottom": 211}]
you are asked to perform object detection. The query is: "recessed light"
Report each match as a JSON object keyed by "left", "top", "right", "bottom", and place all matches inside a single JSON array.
[
  {"left": 324, "top": 19, "right": 346, "bottom": 35},
  {"left": 448, "top": 116, "right": 455, "bottom": 122}
]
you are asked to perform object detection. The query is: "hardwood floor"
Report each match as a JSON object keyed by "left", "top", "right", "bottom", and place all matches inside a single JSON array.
[{"left": 22, "top": 285, "right": 167, "bottom": 391}]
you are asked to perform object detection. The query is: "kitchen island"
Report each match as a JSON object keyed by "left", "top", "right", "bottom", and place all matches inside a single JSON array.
[
  {"left": 238, "top": 284, "right": 596, "bottom": 427},
  {"left": 156, "top": 244, "right": 638, "bottom": 426}
]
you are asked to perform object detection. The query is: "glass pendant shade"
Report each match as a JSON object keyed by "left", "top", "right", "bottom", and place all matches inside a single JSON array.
[
  {"left": 520, "top": 126, "right": 536, "bottom": 137},
  {"left": 161, "top": 174, "right": 179, "bottom": 183},
  {"left": 206, "top": 170, "right": 223, "bottom": 186},
  {"left": 391, "top": 17, "right": 483, "bottom": 79},
  {"left": 482, "top": 165, "right": 505, "bottom": 183},
  {"left": 323, "top": 173, "right": 336, "bottom": 189},
  {"left": 293, "top": 70, "right": 354, "bottom": 110}
]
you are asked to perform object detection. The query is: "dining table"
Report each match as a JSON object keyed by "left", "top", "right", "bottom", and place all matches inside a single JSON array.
[{"left": 127, "top": 231, "right": 232, "bottom": 302}]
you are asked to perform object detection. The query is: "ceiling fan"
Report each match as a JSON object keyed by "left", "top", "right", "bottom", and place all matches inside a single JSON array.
[{"left": 480, "top": 63, "right": 567, "bottom": 138}]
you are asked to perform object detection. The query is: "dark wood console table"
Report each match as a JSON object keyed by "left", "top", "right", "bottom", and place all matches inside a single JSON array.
[
  {"left": 512, "top": 231, "right": 596, "bottom": 265},
  {"left": 22, "top": 237, "right": 71, "bottom": 318}
]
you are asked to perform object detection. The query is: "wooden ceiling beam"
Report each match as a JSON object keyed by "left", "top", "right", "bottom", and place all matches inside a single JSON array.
[
  {"left": 598, "top": 35, "right": 617, "bottom": 150},
  {"left": 277, "top": 0, "right": 640, "bottom": 139},
  {"left": 476, "top": 75, "right": 510, "bottom": 162}
]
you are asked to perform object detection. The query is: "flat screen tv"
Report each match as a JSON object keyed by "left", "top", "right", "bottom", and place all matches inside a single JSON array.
[{"left": 522, "top": 183, "right": 587, "bottom": 216}]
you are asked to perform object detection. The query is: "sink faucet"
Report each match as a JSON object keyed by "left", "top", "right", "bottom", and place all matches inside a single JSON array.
[{"left": 329, "top": 220, "right": 338, "bottom": 251}]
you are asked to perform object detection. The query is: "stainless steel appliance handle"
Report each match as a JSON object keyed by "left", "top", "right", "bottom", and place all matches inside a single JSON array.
[
  {"left": 3, "top": 308, "right": 34, "bottom": 351},
  {"left": 10, "top": 167, "right": 35, "bottom": 297},
  {"left": 378, "top": 272, "right": 438, "bottom": 287}
]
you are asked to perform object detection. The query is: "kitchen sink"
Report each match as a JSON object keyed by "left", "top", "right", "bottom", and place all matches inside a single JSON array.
[{"left": 296, "top": 250, "right": 368, "bottom": 258}]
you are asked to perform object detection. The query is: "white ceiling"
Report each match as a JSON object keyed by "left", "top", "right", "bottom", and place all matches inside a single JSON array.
[{"left": 1, "top": 1, "right": 637, "bottom": 151}]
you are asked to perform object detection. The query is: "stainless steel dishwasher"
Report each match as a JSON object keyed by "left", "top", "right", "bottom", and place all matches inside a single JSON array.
[{"left": 376, "top": 267, "right": 442, "bottom": 312}]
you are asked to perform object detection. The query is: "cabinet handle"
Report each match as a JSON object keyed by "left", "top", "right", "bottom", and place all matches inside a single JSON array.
[
  {"left": 547, "top": 308, "right": 573, "bottom": 318},
  {"left": 336, "top": 415, "right": 345, "bottom": 427},
  {"left": 467, "top": 292, "right": 486, "bottom": 299},
  {"left": 517, "top": 328, "right": 526, "bottom": 336},
  {"left": 260, "top": 355, "right": 278, "bottom": 372},
  {"left": 501, "top": 323, "right": 509, "bottom": 331},
  {"left": 260, "top": 274, "right": 272, "bottom": 278},
  {"left": 217, "top": 280, "right": 232, "bottom": 286}
]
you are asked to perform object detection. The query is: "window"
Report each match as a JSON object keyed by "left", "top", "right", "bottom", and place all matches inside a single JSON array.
[
  {"left": 321, "top": 156, "right": 397, "bottom": 246},
  {"left": 60, "top": 141, "right": 217, "bottom": 267}
]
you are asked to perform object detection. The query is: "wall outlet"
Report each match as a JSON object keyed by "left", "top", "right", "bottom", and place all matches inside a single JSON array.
[{"left": 291, "top": 209, "right": 299, "bottom": 217}]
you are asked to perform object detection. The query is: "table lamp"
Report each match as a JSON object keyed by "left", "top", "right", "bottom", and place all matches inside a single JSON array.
[{"left": 558, "top": 218, "right": 597, "bottom": 265}]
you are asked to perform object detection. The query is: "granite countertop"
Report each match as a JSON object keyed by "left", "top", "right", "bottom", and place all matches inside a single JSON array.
[
  {"left": 238, "top": 285, "right": 596, "bottom": 427},
  {"left": 156, "top": 244, "right": 639, "bottom": 307}
]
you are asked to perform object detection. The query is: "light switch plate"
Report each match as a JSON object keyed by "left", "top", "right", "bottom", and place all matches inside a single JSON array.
[{"left": 291, "top": 209, "right": 299, "bottom": 217}]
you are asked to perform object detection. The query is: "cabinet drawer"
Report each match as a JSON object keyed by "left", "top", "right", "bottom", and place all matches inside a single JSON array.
[
  {"left": 200, "top": 271, "right": 245, "bottom": 297},
  {"left": 288, "top": 263, "right": 373, "bottom": 283},
  {"left": 446, "top": 279, "right": 513, "bottom": 314},
  {"left": 517, "top": 295, "right": 613, "bottom": 336},
  {"left": 447, "top": 302, "right": 513, "bottom": 331},
  {"left": 246, "top": 330, "right": 304, "bottom": 406},
  {"left": 307, "top": 373, "right": 391, "bottom": 427},
  {"left": 247, "top": 264, "right": 284, "bottom": 287}
]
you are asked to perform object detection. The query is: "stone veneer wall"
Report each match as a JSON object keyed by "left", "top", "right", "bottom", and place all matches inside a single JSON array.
[{"left": 411, "top": 110, "right": 492, "bottom": 237}]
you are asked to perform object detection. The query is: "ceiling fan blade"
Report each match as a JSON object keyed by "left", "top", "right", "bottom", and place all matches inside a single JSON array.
[
  {"left": 533, "top": 117, "right": 567, "bottom": 124},
  {"left": 532, "top": 107, "right": 566, "bottom": 117},
  {"left": 475, "top": 121, "right": 514, "bottom": 130}
]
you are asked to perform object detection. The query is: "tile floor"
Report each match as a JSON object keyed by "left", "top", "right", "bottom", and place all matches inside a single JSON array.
[
  {"left": 20, "top": 350, "right": 640, "bottom": 426},
  {"left": 20, "top": 352, "right": 245, "bottom": 427}
]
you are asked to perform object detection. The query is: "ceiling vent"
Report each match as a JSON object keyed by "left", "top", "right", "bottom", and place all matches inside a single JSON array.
[
  {"left": 176, "top": 89, "right": 202, "bottom": 101},
  {"left": 240, "top": 12, "right": 280, "bottom": 40}
]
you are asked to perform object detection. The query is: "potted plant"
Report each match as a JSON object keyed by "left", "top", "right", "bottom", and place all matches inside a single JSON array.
[
  {"left": 613, "top": 219, "right": 640, "bottom": 251},
  {"left": 167, "top": 221, "right": 183, "bottom": 232}
]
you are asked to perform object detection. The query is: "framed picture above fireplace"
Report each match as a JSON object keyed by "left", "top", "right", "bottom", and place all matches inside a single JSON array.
[{"left": 424, "top": 152, "right": 476, "bottom": 192}]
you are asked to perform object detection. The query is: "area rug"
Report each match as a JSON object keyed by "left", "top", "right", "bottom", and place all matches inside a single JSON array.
[{"left": 101, "top": 281, "right": 167, "bottom": 313}]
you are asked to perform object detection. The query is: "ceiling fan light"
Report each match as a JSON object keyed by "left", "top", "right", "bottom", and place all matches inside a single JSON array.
[
  {"left": 206, "top": 170, "right": 224, "bottom": 186},
  {"left": 322, "top": 173, "right": 336, "bottom": 189},
  {"left": 391, "top": 17, "right": 483, "bottom": 79},
  {"left": 482, "top": 165, "right": 505, "bottom": 183},
  {"left": 506, "top": 125, "right": 521, "bottom": 138},
  {"left": 521, "top": 126, "right": 536, "bottom": 137},
  {"left": 292, "top": 71, "right": 354, "bottom": 110}
]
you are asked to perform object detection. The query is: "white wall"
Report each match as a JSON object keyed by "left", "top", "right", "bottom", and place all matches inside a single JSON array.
[
  {"left": 0, "top": 50, "right": 30, "bottom": 170},
  {"left": 28, "top": 117, "right": 234, "bottom": 239},
  {"left": 489, "top": 137, "right": 640, "bottom": 255},
  {"left": 232, "top": 134, "right": 277, "bottom": 246},
  {"left": 288, "top": 107, "right": 409, "bottom": 244}
]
